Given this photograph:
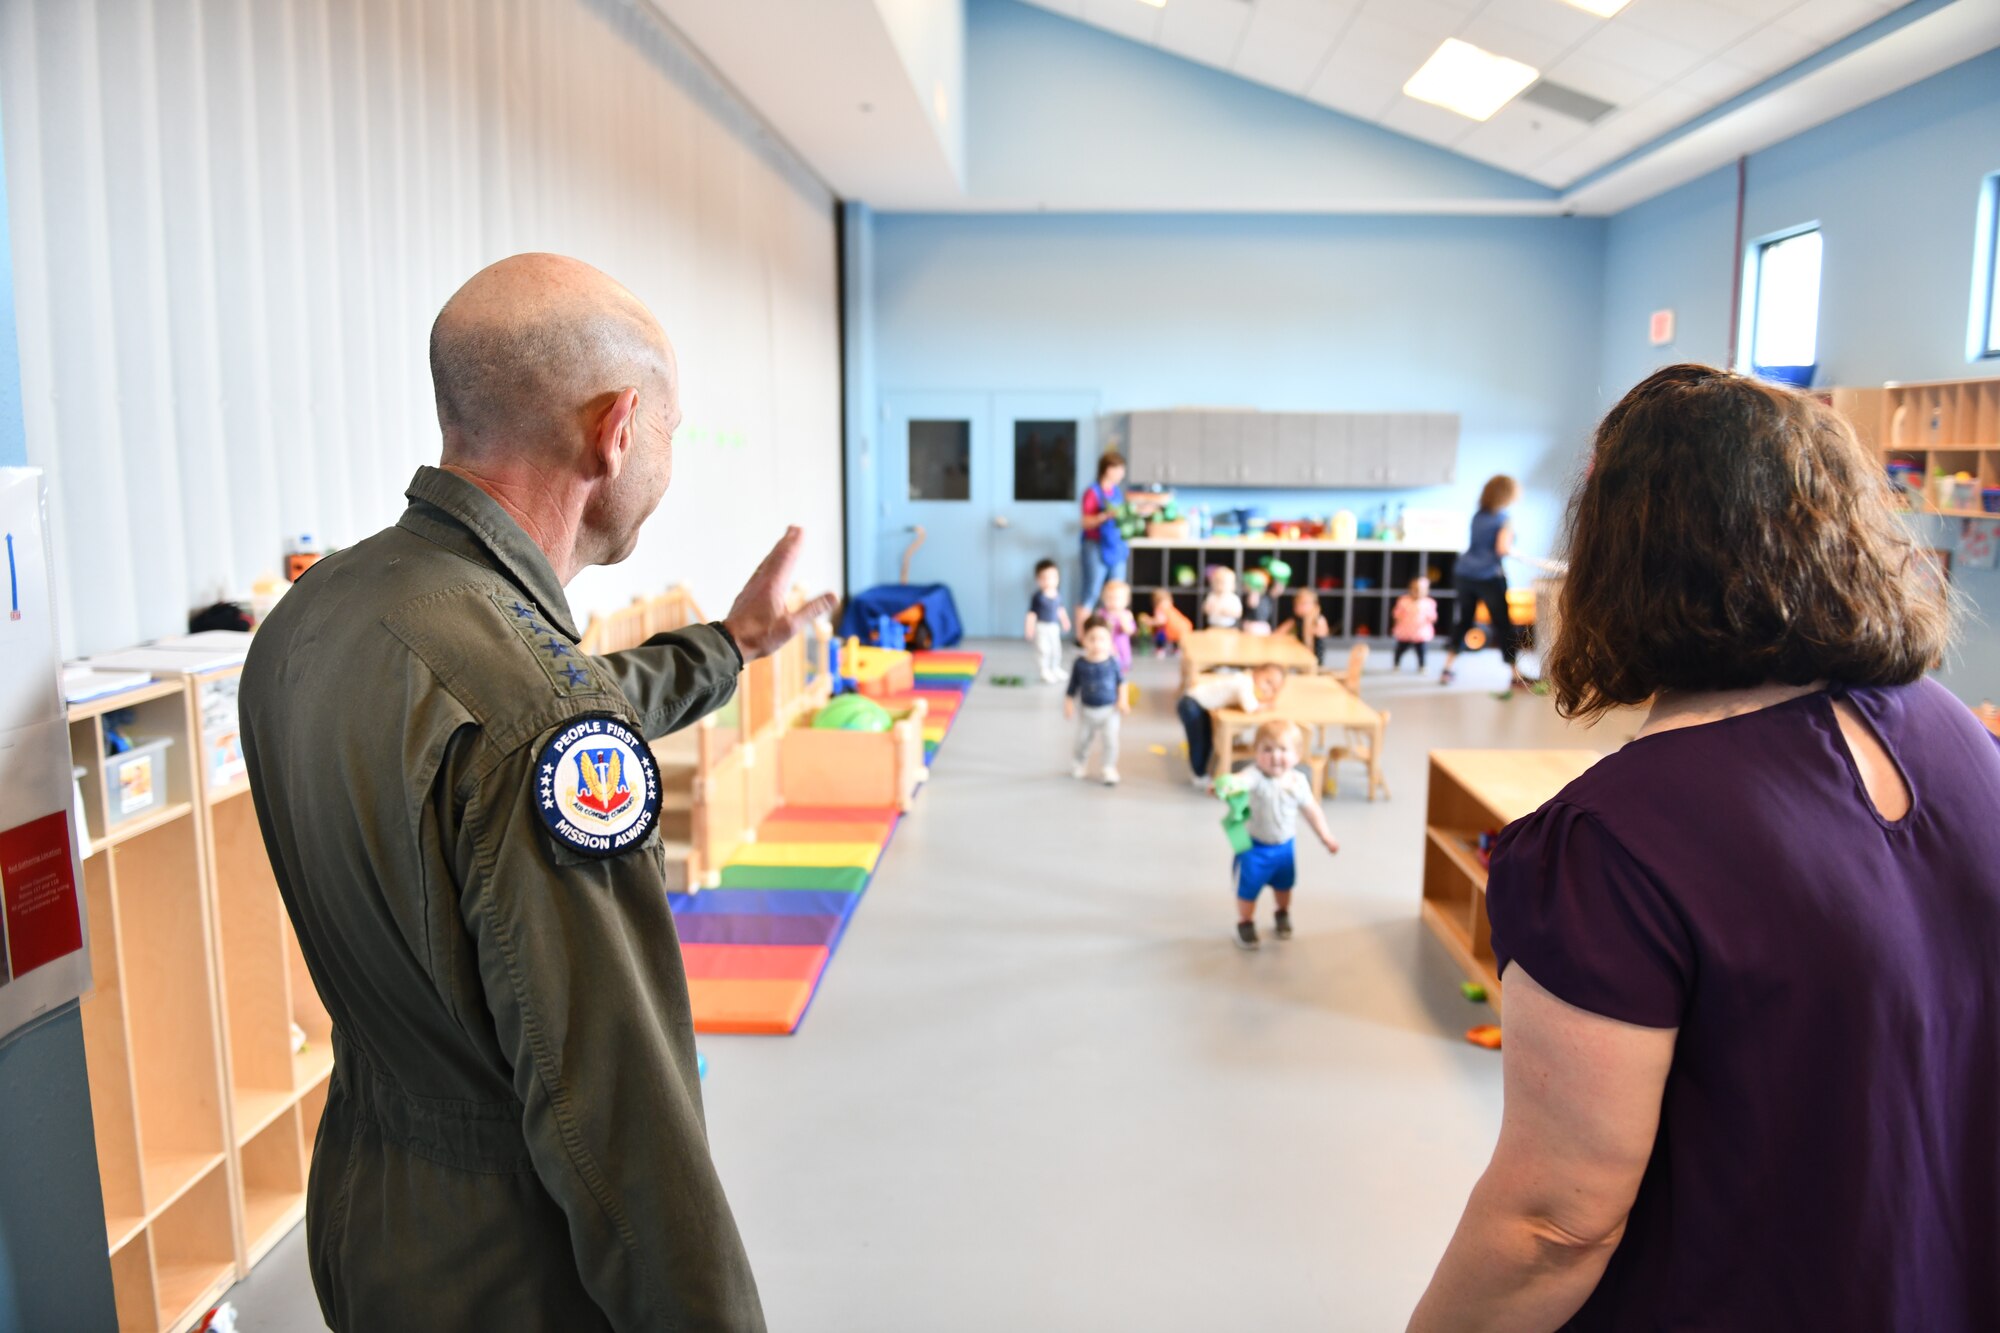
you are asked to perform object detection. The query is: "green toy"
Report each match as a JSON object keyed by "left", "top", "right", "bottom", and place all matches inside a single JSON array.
[
  {"left": 1213, "top": 770, "right": 1255, "bottom": 855},
  {"left": 989, "top": 674, "right": 1027, "bottom": 687},
  {"left": 812, "top": 695, "right": 893, "bottom": 732},
  {"left": 1460, "top": 982, "right": 1488, "bottom": 1003},
  {"left": 1242, "top": 568, "right": 1270, "bottom": 593},
  {"left": 1263, "top": 557, "right": 1294, "bottom": 587},
  {"left": 1174, "top": 565, "right": 1197, "bottom": 588}
]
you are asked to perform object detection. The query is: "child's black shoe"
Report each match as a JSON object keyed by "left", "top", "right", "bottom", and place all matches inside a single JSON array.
[
  {"left": 1273, "top": 910, "right": 1293, "bottom": 940},
  {"left": 1235, "top": 921, "right": 1259, "bottom": 950}
]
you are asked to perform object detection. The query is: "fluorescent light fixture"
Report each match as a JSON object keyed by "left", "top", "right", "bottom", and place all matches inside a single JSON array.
[
  {"left": 1558, "top": 0, "right": 1633, "bottom": 15},
  {"left": 1135, "top": 0, "right": 1166, "bottom": 7},
  {"left": 1403, "top": 39, "right": 1540, "bottom": 122}
]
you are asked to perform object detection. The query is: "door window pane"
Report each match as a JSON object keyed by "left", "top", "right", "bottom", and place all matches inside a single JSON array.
[
  {"left": 1013, "top": 420, "right": 1078, "bottom": 502},
  {"left": 909, "top": 420, "right": 971, "bottom": 501}
]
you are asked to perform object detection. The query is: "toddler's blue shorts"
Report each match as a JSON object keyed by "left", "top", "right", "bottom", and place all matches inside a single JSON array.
[{"left": 1233, "top": 838, "right": 1296, "bottom": 902}]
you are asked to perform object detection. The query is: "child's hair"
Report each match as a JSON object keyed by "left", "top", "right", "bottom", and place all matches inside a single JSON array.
[
  {"left": 1034, "top": 558, "right": 1059, "bottom": 577},
  {"left": 1251, "top": 664, "right": 1286, "bottom": 691},
  {"left": 1293, "top": 589, "right": 1318, "bottom": 608},
  {"left": 1254, "top": 719, "right": 1302, "bottom": 749},
  {"left": 1406, "top": 576, "right": 1428, "bottom": 596},
  {"left": 1081, "top": 615, "right": 1110, "bottom": 636},
  {"left": 1208, "top": 565, "right": 1237, "bottom": 586},
  {"left": 1150, "top": 588, "right": 1174, "bottom": 606},
  {"left": 1101, "top": 578, "right": 1130, "bottom": 606}
]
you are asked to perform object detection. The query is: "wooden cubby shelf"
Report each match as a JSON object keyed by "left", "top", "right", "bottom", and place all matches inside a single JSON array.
[
  {"left": 71, "top": 664, "right": 341, "bottom": 1329},
  {"left": 1823, "top": 379, "right": 2000, "bottom": 520},
  {"left": 1420, "top": 750, "right": 1602, "bottom": 1014}
]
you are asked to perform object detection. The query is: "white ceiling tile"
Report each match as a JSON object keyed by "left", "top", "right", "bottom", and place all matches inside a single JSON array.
[
  {"left": 1545, "top": 49, "right": 1662, "bottom": 106},
  {"left": 1569, "top": 21, "right": 1705, "bottom": 80},
  {"left": 1256, "top": 0, "right": 1362, "bottom": 36},
  {"left": 1081, "top": 0, "right": 1166, "bottom": 44},
  {"left": 1303, "top": 42, "right": 1409, "bottom": 118},
  {"left": 1156, "top": 0, "right": 1256, "bottom": 68},
  {"left": 1358, "top": 0, "right": 1468, "bottom": 33},
  {"left": 1477, "top": 0, "right": 1606, "bottom": 47},
  {"left": 1719, "top": 19, "right": 1820, "bottom": 76},
  {"left": 1456, "top": 99, "right": 1590, "bottom": 171},
  {"left": 1667, "top": 54, "right": 1760, "bottom": 106},
  {"left": 1702, "top": 0, "right": 1793, "bottom": 17},
  {"left": 1342, "top": 11, "right": 1455, "bottom": 67},
  {"left": 1619, "top": 0, "right": 1763, "bottom": 50},
  {"left": 1379, "top": 93, "right": 1482, "bottom": 147},
  {"left": 1014, "top": 0, "right": 1088, "bottom": 17},
  {"left": 1774, "top": 0, "right": 1892, "bottom": 44},
  {"left": 1231, "top": 7, "right": 1345, "bottom": 92},
  {"left": 1454, "top": 12, "right": 1570, "bottom": 69}
]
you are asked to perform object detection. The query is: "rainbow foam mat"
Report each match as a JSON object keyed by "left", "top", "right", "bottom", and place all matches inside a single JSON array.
[{"left": 672, "top": 653, "right": 981, "bottom": 1033}]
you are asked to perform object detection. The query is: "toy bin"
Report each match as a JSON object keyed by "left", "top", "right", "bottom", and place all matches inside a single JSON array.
[{"left": 105, "top": 736, "right": 174, "bottom": 824}]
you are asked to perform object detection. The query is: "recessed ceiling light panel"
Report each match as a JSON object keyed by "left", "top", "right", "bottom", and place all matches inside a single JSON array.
[
  {"left": 1402, "top": 39, "right": 1540, "bottom": 122},
  {"left": 1558, "top": 0, "right": 1633, "bottom": 15},
  {"left": 1135, "top": 0, "right": 1166, "bottom": 8}
]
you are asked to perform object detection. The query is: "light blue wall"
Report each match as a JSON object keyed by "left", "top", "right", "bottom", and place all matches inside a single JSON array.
[
  {"left": 966, "top": 0, "right": 1553, "bottom": 209},
  {"left": 1600, "top": 48, "right": 2000, "bottom": 699},
  {"left": 860, "top": 210, "right": 1607, "bottom": 586},
  {"left": 843, "top": 201, "right": 882, "bottom": 595},
  {"left": 0, "top": 92, "right": 120, "bottom": 1331}
]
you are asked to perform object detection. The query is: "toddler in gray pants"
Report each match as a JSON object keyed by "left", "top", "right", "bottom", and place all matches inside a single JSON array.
[
  {"left": 1026, "top": 558, "right": 1072, "bottom": 684},
  {"left": 1065, "top": 617, "right": 1130, "bottom": 786}
]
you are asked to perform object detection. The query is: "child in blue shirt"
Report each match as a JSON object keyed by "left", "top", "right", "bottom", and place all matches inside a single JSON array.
[
  {"left": 1064, "top": 617, "right": 1129, "bottom": 785},
  {"left": 1218, "top": 720, "right": 1340, "bottom": 948},
  {"left": 1026, "top": 558, "right": 1072, "bottom": 683}
]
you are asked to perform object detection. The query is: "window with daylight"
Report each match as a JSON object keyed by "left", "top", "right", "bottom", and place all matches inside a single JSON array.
[
  {"left": 1748, "top": 227, "right": 1823, "bottom": 374},
  {"left": 1978, "top": 174, "right": 1999, "bottom": 358}
]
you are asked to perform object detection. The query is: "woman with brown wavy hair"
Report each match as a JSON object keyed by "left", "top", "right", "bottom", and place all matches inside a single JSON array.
[{"left": 1410, "top": 365, "right": 2000, "bottom": 1332}]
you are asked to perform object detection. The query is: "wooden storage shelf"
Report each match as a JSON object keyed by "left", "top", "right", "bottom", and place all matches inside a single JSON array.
[
  {"left": 70, "top": 665, "right": 341, "bottom": 1325},
  {"left": 1850, "top": 377, "right": 2000, "bottom": 517},
  {"left": 1420, "top": 750, "right": 1601, "bottom": 1014},
  {"left": 1126, "top": 536, "right": 1460, "bottom": 644}
]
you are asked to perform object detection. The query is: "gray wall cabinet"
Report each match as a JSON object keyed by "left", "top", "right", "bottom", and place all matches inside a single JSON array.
[{"left": 1104, "top": 409, "right": 1458, "bottom": 489}]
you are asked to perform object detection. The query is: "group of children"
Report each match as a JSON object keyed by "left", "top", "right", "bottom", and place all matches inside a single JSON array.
[{"left": 1026, "top": 560, "right": 1347, "bottom": 948}]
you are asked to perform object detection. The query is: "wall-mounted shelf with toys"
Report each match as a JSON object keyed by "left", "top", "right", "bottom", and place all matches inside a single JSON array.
[{"left": 1823, "top": 378, "right": 2000, "bottom": 520}]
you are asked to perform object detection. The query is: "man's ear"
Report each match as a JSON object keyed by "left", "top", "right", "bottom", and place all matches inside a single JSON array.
[{"left": 592, "top": 387, "right": 642, "bottom": 479}]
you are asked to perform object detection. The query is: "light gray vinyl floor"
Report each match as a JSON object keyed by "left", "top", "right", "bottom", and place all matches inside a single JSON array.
[{"left": 227, "top": 639, "right": 1628, "bottom": 1332}]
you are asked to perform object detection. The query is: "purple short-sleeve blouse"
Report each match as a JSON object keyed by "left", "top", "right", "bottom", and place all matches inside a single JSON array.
[{"left": 1488, "top": 678, "right": 2000, "bottom": 1331}]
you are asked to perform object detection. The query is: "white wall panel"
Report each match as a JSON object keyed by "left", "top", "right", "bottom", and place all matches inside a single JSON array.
[{"left": 1, "top": 0, "right": 842, "bottom": 657}]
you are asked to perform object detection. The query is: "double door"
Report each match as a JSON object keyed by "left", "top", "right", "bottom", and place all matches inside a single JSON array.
[{"left": 878, "top": 391, "right": 1100, "bottom": 636}]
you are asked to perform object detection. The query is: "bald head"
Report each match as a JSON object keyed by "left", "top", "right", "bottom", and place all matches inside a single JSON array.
[{"left": 430, "top": 253, "right": 677, "bottom": 461}]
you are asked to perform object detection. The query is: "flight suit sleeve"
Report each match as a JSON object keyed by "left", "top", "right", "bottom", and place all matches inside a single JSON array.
[
  {"left": 594, "top": 623, "right": 743, "bottom": 739},
  {"left": 454, "top": 725, "right": 765, "bottom": 1332}
]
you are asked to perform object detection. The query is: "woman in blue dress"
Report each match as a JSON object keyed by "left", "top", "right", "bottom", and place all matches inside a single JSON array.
[
  {"left": 1440, "top": 474, "right": 1534, "bottom": 692},
  {"left": 1077, "top": 450, "right": 1128, "bottom": 627}
]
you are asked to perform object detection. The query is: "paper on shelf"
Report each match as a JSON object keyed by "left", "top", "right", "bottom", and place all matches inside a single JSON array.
[{"left": 61, "top": 666, "right": 154, "bottom": 704}]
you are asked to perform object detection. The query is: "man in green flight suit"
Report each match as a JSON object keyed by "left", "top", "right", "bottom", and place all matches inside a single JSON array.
[{"left": 240, "top": 253, "right": 832, "bottom": 1330}]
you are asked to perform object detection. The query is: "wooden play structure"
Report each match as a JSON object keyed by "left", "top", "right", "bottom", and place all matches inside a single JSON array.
[{"left": 577, "top": 586, "right": 926, "bottom": 889}]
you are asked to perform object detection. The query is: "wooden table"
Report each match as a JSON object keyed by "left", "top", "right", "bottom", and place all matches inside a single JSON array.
[
  {"left": 1212, "top": 674, "right": 1389, "bottom": 801},
  {"left": 1179, "top": 628, "right": 1317, "bottom": 689},
  {"left": 1421, "top": 749, "right": 1602, "bottom": 1013}
]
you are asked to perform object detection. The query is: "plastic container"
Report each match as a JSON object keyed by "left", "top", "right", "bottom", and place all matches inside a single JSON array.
[
  {"left": 1983, "top": 488, "right": 2000, "bottom": 515},
  {"left": 106, "top": 736, "right": 174, "bottom": 823}
]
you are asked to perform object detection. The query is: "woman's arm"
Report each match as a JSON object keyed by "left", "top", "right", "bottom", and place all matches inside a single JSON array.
[{"left": 1408, "top": 964, "right": 1675, "bottom": 1333}]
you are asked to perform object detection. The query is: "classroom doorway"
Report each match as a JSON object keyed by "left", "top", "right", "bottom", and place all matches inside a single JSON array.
[{"left": 879, "top": 391, "right": 1099, "bottom": 637}]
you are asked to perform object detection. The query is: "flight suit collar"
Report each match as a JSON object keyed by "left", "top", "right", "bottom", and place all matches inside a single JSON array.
[{"left": 399, "top": 466, "right": 582, "bottom": 641}]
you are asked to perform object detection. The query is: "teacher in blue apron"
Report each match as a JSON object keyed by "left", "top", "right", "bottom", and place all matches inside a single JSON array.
[{"left": 1077, "top": 450, "right": 1128, "bottom": 628}]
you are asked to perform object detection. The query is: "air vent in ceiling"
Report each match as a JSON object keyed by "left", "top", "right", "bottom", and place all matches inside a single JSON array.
[{"left": 1519, "top": 79, "right": 1615, "bottom": 125}]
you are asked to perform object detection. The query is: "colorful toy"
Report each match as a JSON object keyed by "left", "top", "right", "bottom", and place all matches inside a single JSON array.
[
  {"left": 1465, "top": 1024, "right": 1503, "bottom": 1050},
  {"left": 989, "top": 674, "right": 1026, "bottom": 687},
  {"left": 813, "top": 694, "right": 893, "bottom": 732},
  {"left": 1242, "top": 568, "right": 1270, "bottom": 593},
  {"left": 1174, "top": 565, "right": 1197, "bottom": 588},
  {"left": 1214, "top": 770, "right": 1255, "bottom": 854},
  {"left": 1459, "top": 982, "right": 1488, "bottom": 1003},
  {"left": 841, "top": 636, "right": 916, "bottom": 698},
  {"left": 1263, "top": 557, "right": 1293, "bottom": 588}
]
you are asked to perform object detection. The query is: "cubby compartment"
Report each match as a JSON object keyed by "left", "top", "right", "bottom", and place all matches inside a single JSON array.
[
  {"left": 80, "top": 853, "right": 146, "bottom": 1251},
  {"left": 239, "top": 1107, "right": 307, "bottom": 1265},
  {"left": 148, "top": 1164, "right": 236, "bottom": 1333},
  {"left": 107, "top": 1232, "right": 158, "bottom": 1333},
  {"left": 210, "top": 789, "right": 297, "bottom": 1142},
  {"left": 113, "top": 817, "right": 228, "bottom": 1215}
]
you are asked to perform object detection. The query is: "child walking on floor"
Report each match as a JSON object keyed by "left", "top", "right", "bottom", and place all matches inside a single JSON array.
[
  {"left": 1098, "top": 579, "right": 1138, "bottom": 671},
  {"left": 1026, "top": 558, "right": 1072, "bottom": 683},
  {"left": 1217, "top": 720, "right": 1339, "bottom": 949},
  {"left": 1392, "top": 576, "right": 1439, "bottom": 672},
  {"left": 1065, "top": 617, "right": 1129, "bottom": 785}
]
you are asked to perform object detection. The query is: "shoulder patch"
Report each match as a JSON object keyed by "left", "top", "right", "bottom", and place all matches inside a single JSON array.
[
  {"left": 492, "top": 590, "right": 598, "bottom": 696},
  {"left": 535, "top": 714, "right": 661, "bottom": 859}
]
